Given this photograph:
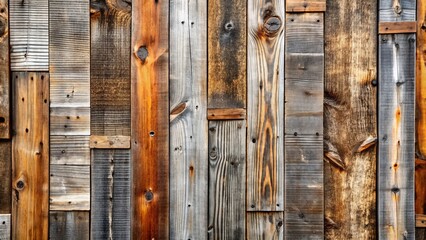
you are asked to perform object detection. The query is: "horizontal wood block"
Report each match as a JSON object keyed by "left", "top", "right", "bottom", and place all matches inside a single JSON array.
[
  {"left": 0, "top": 214, "right": 10, "bottom": 240},
  {"left": 379, "top": 21, "right": 416, "bottom": 34},
  {"left": 207, "top": 108, "right": 246, "bottom": 120},
  {"left": 50, "top": 107, "right": 90, "bottom": 136},
  {"left": 51, "top": 136, "right": 90, "bottom": 165},
  {"left": 417, "top": 215, "right": 426, "bottom": 227},
  {"left": 90, "top": 135, "right": 130, "bottom": 149},
  {"left": 50, "top": 211, "right": 89, "bottom": 240},
  {"left": 286, "top": 0, "right": 326, "bottom": 12}
]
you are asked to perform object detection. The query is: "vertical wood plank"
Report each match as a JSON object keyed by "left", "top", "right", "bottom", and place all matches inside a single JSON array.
[
  {"left": 247, "top": 0, "right": 284, "bottom": 211},
  {"left": 0, "top": 141, "right": 10, "bottom": 213},
  {"left": 0, "top": 214, "right": 10, "bottom": 240},
  {"left": 0, "top": 0, "right": 9, "bottom": 139},
  {"left": 324, "top": 0, "right": 377, "bottom": 239},
  {"left": 378, "top": 33, "right": 415, "bottom": 239},
  {"left": 49, "top": 211, "right": 89, "bottom": 240},
  {"left": 207, "top": 0, "right": 246, "bottom": 109},
  {"left": 284, "top": 13, "right": 324, "bottom": 239},
  {"left": 169, "top": 0, "right": 208, "bottom": 238},
  {"left": 208, "top": 121, "right": 246, "bottom": 239},
  {"left": 131, "top": 0, "right": 169, "bottom": 238},
  {"left": 246, "top": 212, "right": 284, "bottom": 240},
  {"left": 379, "top": 0, "right": 416, "bottom": 22},
  {"left": 9, "top": 0, "right": 48, "bottom": 71},
  {"left": 12, "top": 72, "right": 49, "bottom": 239}
]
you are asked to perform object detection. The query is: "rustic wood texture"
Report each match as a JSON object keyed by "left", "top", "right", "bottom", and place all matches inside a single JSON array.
[
  {"left": 0, "top": 0, "right": 9, "bottom": 139},
  {"left": 247, "top": 0, "right": 284, "bottom": 211},
  {"left": 207, "top": 108, "right": 246, "bottom": 120},
  {"left": 208, "top": 121, "right": 246, "bottom": 239},
  {"left": 49, "top": 211, "right": 89, "bottom": 240},
  {"left": 12, "top": 72, "right": 49, "bottom": 239},
  {"left": 379, "top": 0, "right": 416, "bottom": 22},
  {"left": 50, "top": 107, "right": 90, "bottom": 136},
  {"left": 286, "top": 0, "right": 326, "bottom": 12},
  {"left": 91, "top": 150, "right": 130, "bottom": 239},
  {"left": 50, "top": 136, "right": 90, "bottom": 165},
  {"left": 246, "top": 212, "right": 284, "bottom": 239},
  {"left": 417, "top": 229, "right": 426, "bottom": 240},
  {"left": 416, "top": 159, "right": 426, "bottom": 222},
  {"left": 9, "top": 0, "right": 48, "bottom": 71},
  {"left": 50, "top": 165, "right": 90, "bottom": 211},
  {"left": 89, "top": 135, "right": 130, "bottom": 149},
  {"left": 285, "top": 13, "right": 324, "bottom": 239},
  {"left": 378, "top": 33, "right": 415, "bottom": 239},
  {"left": 169, "top": 0, "right": 208, "bottom": 238},
  {"left": 0, "top": 141, "right": 10, "bottom": 213},
  {"left": 324, "top": 0, "right": 378, "bottom": 239},
  {"left": 131, "top": 0, "right": 169, "bottom": 238},
  {"left": 0, "top": 214, "right": 10, "bottom": 240},
  {"left": 417, "top": 215, "right": 426, "bottom": 227},
  {"left": 208, "top": 0, "right": 246, "bottom": 109},
  {"left": 379, "top": 21, "right": 417, "bottom": 34},
  {"left": 91, "top": 0, "right": 131, "bottom": 136}
]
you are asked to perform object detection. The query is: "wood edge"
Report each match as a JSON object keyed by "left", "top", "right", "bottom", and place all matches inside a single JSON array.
[
  {"left": 207, "top": 108, "right": 246, "bottom": 120},
  {"left": 379, "top": 22, "right": 417, "bottom": 34},
  {"left": 89, "top": 135, "right": 131, "bottom": 149},
  {"left": 417, "top": 214, "right": 426, "bottom": 227},
  {"left": 285, "top": 2, "right": 326, "bottom": 12}
]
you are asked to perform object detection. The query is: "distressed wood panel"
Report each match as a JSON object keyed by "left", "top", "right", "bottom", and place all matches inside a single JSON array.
[
  {"left": 417, "top": 229, "right": 426, "bottom": 240},
  {"left": 208, "top": 121, "right": 245, "bottom": 239},
  {"left": 0, "top": 0, "right": 9, "bottom": 139},
  {"left": 378, "top": 33, "right": 415, "bottom": 239},
  {"left": 285, "top": 13, "right": 324, "bottom": 239},
  {"left": 9, "top": 0, "right": 48, "bottom": 71},
  {"left": 247, "top": 212, "right": 283, "bottom": 240},
  {"left": 50, "top": 107, "right": 90, "bottom": 136},
  {"left": 416, "top": 159, "right": 426, "bottom": 223},
  {"left": 286, "top": 0, "right": 326, "bottom": 12},
  {"left": 0, "top": 141, "right": 10, "bottom": 213},
  {"left": 379, "top": 0, "right": 416, "bottom": 22},
  {"left": 379, "top": 21, "right": 417, "bottom": 34},
  {"left": 208, "top": 0, "right": 246, "bottom": 108},
  {"left": 50, "top": 136, "right": 90, "bottom": 165},
  {"left": 49, "top": 211, "right": 89, "bottom": 240},
  {"left": 207, "top": 108, "right": 246, "bottom": 120},
  {"left": 50, "top": 165, "right": 90, "bottom": 211},
  {"left": 89, "top": 135, "right": 130, "bottom": 149},
  {"left": 247, "top": 0, "right": 284, "bottom": 211},
  {"left": 131, "top": 0, "right": 169, "bottom": 238},
  {"left": 418, "top": 215, "right": 426, "bottom": 227},
  {"left": 169, "top": 0, "right": 208, "bottom": 238},
  {"left": 12, "top": 72, "right": 49, "bottom": 239},
  {"left": 0, "top": 214, "right": 10, "bottom": 240},
  {"left": 91, "top": 150, "right": 130, "bottom": 239},
  {"left": 324, "top": 0, "right": 377, "bottom": 239}
]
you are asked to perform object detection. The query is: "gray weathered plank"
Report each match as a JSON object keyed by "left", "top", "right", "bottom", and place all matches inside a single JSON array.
[
  {"left": 51, "top": 136, "right": 90, "bottom": 165},
  {"left": 91, "top": 150, "right": 130, "bottom": 240},
  {"left": 379, "top": 0, "right": 416, "bottom": 22},
  {"left": 0, "top": 0, "right": 9, "bottom": 139},
  {"left": 49, "top": 211, "right": 89, "bottom": 240},
  {"left": 208, "top": 121, "right": 245, "bottom": 239},
  {"left": 378, "top": 33, "right": 415, "bottom": 240},
  {"left": 169, "top": 0, "right": 208, "bottom": 238},
  {"left": 247, "top": 212, "right": 284, "bottom": 240},
  {"left": 284, "top": 13, "right": 324, "bottom": 239},
  {"left": 0, "top": 141, "right": 10, "bottom": 213},
  {"left": 247, "top": 0, "right": 284, "bottom": 211},
  {"left": 0, "top": 214, "right": 10, "bottom": 240},
  {"left": 50, "top": 107, "right": 90, "bottom": 136},
  {"left": 9, "top": 0, "right": 48, "bottom": 71}
]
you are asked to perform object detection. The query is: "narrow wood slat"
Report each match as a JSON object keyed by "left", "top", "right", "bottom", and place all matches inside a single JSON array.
[
  {"left": 0, "top": 141, "right": 11, "bottom": 213},
  {"left": 12, "top": 72, "right": 49, "bottom": 239},
  {"left": 50, "top": 107, "right": 90, "bottom": 136},
  {"left": 208, "top": 0, "right": 246, "bottom": 109},
  {"left": 208, "top": 121, "right": 246, "bottom": 239},
  {"left": 379, "top": 0, "right": 416, "bottom": 22},
  {"left": 49, "top": 211, "right": 89, "bottom": 240},
  {"left": 284, "top": 13, "right": 324, "bottom": 239},
  {"left": 169, "top": 0, "right": 208, "bottom": 238},
  {"left": 247, "top": 0, "right": 284, "bottom": 211},
  {"left": 51, "top": 136, "right": 90, "bottom": 165},
  {"left": 131, "top": 0, "right": 169, "bottom": 238},
  {"left": 91, "top": 150, "right": 130, "bottom": 239},
  {"left": 9, "top": 0, "right": 48, "bottom": 71},
  {"left": 417, "top": 229, "right": 426, "bottom": 239},
  {"left": 417, "top": 215, "right": 426, "bottom": 227},
  {"left": 50, "top": 165, "right": 90, "bottom": 211},
  {"left": 378, "top": 33, "right": 415, "bottom": 239},
  {"left": 207, "top": 108, "right": 246, "bottom": 120},
  {"left": 0, "top": 0, "right": 9, "bottom": 139},
  {"left": 0, "top": 214, "right": 10, "bottom": 240},
  {"left": 286, "top": 0, "right": 326, "bottom": 12},
  {"left": 379, "top": 21, "right": 416, "bottom": 34},
  {"left": 89, "top": 135, "right": 130, "bottom": 149},
  {"left": 246, "top": 212, "right": 284, "bottom": 239}
]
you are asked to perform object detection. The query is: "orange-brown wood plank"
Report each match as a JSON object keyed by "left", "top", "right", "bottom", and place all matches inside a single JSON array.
[
  {"left": 11, "top": 72, "right": 49, "bottom": 239},
  {"left": 379, "top": 21, "right": 416, "bottom": 34},
  {"left": 0, "top": 141, "right": 11, "bottom": 213},
  {"left": 207, "top": 108, "right": 246, "bottom": 120},
  {"left": 286, "top": 0, "right": 326, "bottom": 12},
  {"left": 0, "top": 0, "right": 9, "bottom": 139},
  {"left": 131, "top": 0, "right": 169, "bottom": 238}
]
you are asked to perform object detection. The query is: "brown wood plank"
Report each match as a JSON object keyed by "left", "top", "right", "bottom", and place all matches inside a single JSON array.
[
  {"left": 286, "top": 0, "right": 326, "bottom": 12},
  {"left": 49, "top": 211, "right": 89, "bottom": 240},
  {"left": 417, "top": 215, "right": 426, "bottom": 227},
  {"left": 89, "top": 135, "right": 130, "bottom": 149},
  {"left": 324, "top": 0, "right": 378, "bottom": 238},
  {"left": 12, "top": 72, "right": 49, "bottom": 239},
  {"left": 417, "top": 228, "right": 426, "bottom": 239},
  {"left": 0, "top": 0, "right": 9, "bottom": 139},
  {"left": 208, "top": 121, "right": 245, "bottom": 239},
  {"left": 207, "top": 0, "right": 246, "bottom": 109},
  {"left": 247, "top": 212, "right": 284, "bottom": 239},
  {"left": 131, "top": 0, "right": 169, "bottom": 238},
  {"left": 416, "top": 159, "right": 426, "bottom": 220},
  {"left": 0, "top": 141, "right": 11, "bottom": 214},
  {"left": 207, "top": 108, "right": 246, "bottom": 120},
  {"left": 0, "top": 214, "right": 10, "bottom": 240},
  {"left": 379, "top": 21, "right": 417, "bottom": 34}
]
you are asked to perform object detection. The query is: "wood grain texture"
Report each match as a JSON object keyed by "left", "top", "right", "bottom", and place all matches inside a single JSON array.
[
  {"left": 286, "top": 0, "right": 326, "bottom": 12},
  {"left": 285, "top": 13, "right": 324, "bottom": 239},
  {"left": 207, "top": 108, "right": 246, "bottom": 120},
  {"left": 51, "top": 136, "right": 90, "bottom": 165},
  {"left": 89, "top": 135, "right": 130, "bottom": 149},
  {"left": 0, "top": 141, "right": 11, "bottom": 213},
  {"left": 379, "top": 0, "right": 416, "bottom": 22},
  {"left": 416, "top": 159, "right": 426, "bottom": 220},
  {"left": 0, "top": 0, "right": 9, "bottom": 139},
  {"left": 12, "top": 72, "right": 49, "bottom": 239},
  {"left": 9, "top": 0, "right": 48, "bottom": 71},
  {"left": 247, "top": 0, "right": 284, "bottom": 211},
  {"left": 91, "top": 0, "right": 131, "bottom": 136},
  {"left": 49, "top": 211, "right": 89, "bottom": 240},
  {"left": 379, "top": 21, "right": 417, "bottom": 34},
  {"left": 417, "top": 215, "right": 426, "bottom": 227},
  {"left": 208, "top": 121, "right": 245, "bottom": 239},
  {"left": 378, "top": 33, "right": 415, "bottom": 239},
  {"left": 50, "top": 107, "right": 90, "bottom": 136},
  {"left": 324, "top": 0, "right": 377, "bottom": 239},
  {"left": 50, "top": 165, "right": 90, "bottom": 211},
  {"left": 131, "top": 0, "right": 169, "bottom": 238},
  {"left": 169, "top": 0, "right": 208, "bottom": 238},
  {"left": 247, "top": 212, "right": 283, "bottom": 240},
  {"left": 417, "top": 229, "right": 426, "bottom": 240},
  {"left": 0, "top": 214, "right": 10, "bottom": 240},
  {"left": 91, "top": 150, "right": 130, "bottom": 239},
  {"left": 208, "top": 0, "right": 246, "bottom": 108}
]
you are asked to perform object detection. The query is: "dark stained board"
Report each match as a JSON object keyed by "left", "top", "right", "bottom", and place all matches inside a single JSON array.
[
  {"left": 246, "top": 212, "right": 284, "bottom": 240},
  {"left": 0, "top": 141, "right": 10, "bottom": 213},
  {"left": 49, "top": 211, "right": 89, "bottom": 240},
  {"left": 0, "top": 0, "right": 9, "bottom": 139}
]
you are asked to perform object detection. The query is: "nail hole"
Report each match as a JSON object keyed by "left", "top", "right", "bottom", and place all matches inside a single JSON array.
[
  {"left": 149, "top": 131, "right": 155, "bottom": 137},
  {"left": 41, "top": 75, "right": 44, "bottom": 80},
  {"left": 0, "top": 117, "right": 5, "bottom": 123},
  {"left": 252, "top": 139, "right": 256, "bottom": 143},
  {"left": 294, "top": 132, "right": 298, "bottom": 136},
  {"left": 25, "top": 128, "right": 29, "bottom": 133}
]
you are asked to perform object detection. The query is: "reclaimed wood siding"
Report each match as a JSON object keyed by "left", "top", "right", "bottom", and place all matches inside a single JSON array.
[
  {"left": 49, "top": 211, "right": 89, "bottom": 240},
  {"left": 0, "top": 0, "right": 9, "bottom": 139},
  {"left": 0, "top": 214, "right": 10, "bottom": 240}
]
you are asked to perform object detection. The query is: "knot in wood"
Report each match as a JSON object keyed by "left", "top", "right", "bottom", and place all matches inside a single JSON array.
[
  {"left": 263, "top": 16, "right": 281, "bottom": 36},
  {"left": 145, "top": 190, "right": 154, "bottom": 202},
  {"left": 17, "top": 180, "right": 24, "bottom": 190},
  {"left": 0, "top": 17, "right": 6, "bottom": 37},
  {"left": 136, "top": 46, "right": 148, "bottom": 62},
  {"left": 393, "top": 0, "right": 402, "bottom": 14}
]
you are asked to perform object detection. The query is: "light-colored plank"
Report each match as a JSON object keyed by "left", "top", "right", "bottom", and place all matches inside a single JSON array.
[
  {"left": 379, "top": 21, "right": 417, "bottom": 34},
  {"left": 12, "top": 72, "right": 49, "bottom": 239},
  {"left": 50, "top": 165, "right": 90, "bottom": 211},
  {"left": 417, "top": 215, "right": 426, "bottom": 227},
  {"left": 89, "top": 135, "right": 130, "bottom": 149},
  {"left": 379, "top": 0, "right": 416, "bottom": 22},
  {"left": 50, "top": 107, "right": 90, "bottom": 136},
  {"left": 49, "top": 211, "right": 89, "bottom": 240},
  {"left": 208, "top": 0, "right": 246, "bottom": 108},
  {"left": 286, "top": 0, "right": 326, "bottom": 12},
  {"left": 169, "top": 0, "right": 208, "bottom": 238},
  {"left": 208, "top": 121, "right": 246, "bottom": 239},
  {"left": 0, "top": 214, "right": 10, "bottom": 240},
  {"left": 50, "top": 136, "right": 90, "bottom": 165},
  {"left": 131, "top": 0, "right": 169, "bottom": 238},
  {"left": 9, "top": 0, "right": 48, "bottom": 71},
  {"left": 0, "top": 141, "right": 11, "bottom": 213},
  {"left": 247, "top": 212, "right": 283, "bottom": 240},
  {"left": 0, "top": 0, "right": 9, "bottom": 139},
  {"left": 378, "top": 33, "right": 415, "bottom": 239},
  {"left": 207, "top": 108, "right": 246, "bottom": 120}
]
